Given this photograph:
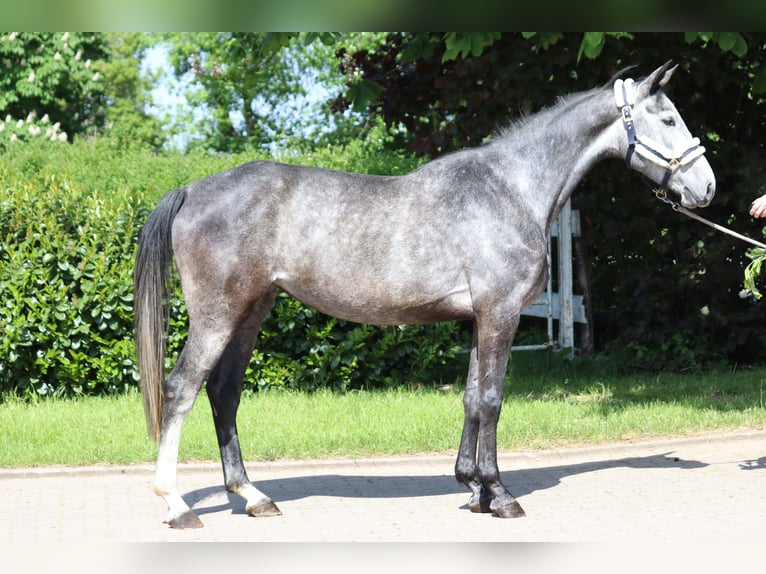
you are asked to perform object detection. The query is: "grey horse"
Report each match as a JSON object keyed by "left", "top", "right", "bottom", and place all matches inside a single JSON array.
[{"left": 134, "top": 61, "right": 715, "bottom": 528}]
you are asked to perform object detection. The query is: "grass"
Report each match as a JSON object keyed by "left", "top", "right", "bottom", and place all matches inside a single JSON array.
[{"left": 1, "top": 351, "right": 766, "bottom": 467}]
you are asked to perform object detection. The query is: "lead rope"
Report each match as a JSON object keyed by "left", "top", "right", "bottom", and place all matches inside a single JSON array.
[{"left": 653, "top": 188, "right": 766, "bottom": 250}]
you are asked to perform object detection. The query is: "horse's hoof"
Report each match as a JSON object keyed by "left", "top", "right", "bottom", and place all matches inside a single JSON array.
[
  {"left": 493, "top": 500, "right": 526, "bottom": 519},
  {"left": 468, "top": 493, "right": 493, "bottom": 513},
  {"left": 247, "top": 499, "right": 282, "bottom": 517},
  {"left": 167, "top": 510, "right": 204, "bottom": 529}
]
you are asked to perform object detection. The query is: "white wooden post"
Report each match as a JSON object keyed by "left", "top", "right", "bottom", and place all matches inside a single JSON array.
[
  {"left": 513, "top": 197, "right": 585, "bottom": 355},
  {"left": 557, "top": 199, "right": 575, "bottom": 350}
]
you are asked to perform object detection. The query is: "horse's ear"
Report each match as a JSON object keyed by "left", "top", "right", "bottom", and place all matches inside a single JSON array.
[{"left": 638, "top": 60, "right": 678, "bottom": 97}]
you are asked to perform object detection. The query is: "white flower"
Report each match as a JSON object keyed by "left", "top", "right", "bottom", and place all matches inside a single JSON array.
[
  {"left": 6, "top": 115, "right": 12, "bottom": 123},
  {"left": 41, "top": 114, "right": 49, "bottom": 124},
  {"left": 16, "top": 119, "right": 23, "bottom": 128},
  {"left": 58, "top": 132, "right": 67, "bottom": 142},
  {"left": 85, "top": 59, "right": 91, "bottom": 69},
  {"left": 27, "top": 71, "right": 35, "bottom": 82},
  {"left": 26, "top": 111, "right": 36, "bottom": 123},
  {"left": 75, "top": 50, "right": 82, "bottom": 61},
  {"left": 91, "top": 72, "right": 100, "bottom": 82},
  {"left": 54, "top": 52, "right": 61, "bottom": 61},
  {"left": 10, "top": 134, "right": 17, "bottom": 142},
  {"left": 0, "top": 124, "right": 4, "bottom": 132},
  {"left": 62, "top": 32, "right": 69, "bottom": 43},
  {"left": 8, "top": 32, "right": 18, "bottom": 41}
]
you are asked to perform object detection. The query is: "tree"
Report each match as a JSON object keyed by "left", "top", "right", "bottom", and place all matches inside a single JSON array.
[
  {"left": 92, "top": 32, "right": 165, "bottom": 149},
  {"left": 0, "top": 32, "right": 109, "bottom": 144},
  {"left": 163, "top": 33, "right": 315, "bottom": 152},
  {"left": 161, "top": 32, "right": 392, "bottom": 153}
]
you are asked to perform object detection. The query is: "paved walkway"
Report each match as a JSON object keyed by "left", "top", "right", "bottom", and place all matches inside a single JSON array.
[{"left": 2, "top": 430, "right": 765, "bottom": 543}]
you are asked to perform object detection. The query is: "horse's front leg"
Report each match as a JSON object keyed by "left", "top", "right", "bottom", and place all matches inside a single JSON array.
[
  {"left": 474, "top": 313, "right": 525, "bottom": 518},
  {"left": 206, "top": 300, "right": 281, "bottom": 518}
]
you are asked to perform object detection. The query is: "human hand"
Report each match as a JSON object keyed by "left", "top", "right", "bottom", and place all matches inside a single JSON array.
[{"left": 750, "top": 195, "right": 766, "bottom": 218}]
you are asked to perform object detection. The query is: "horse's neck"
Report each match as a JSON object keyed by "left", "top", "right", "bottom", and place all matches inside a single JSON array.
[{"left": 499, "top": 89, "right": 621, "bottom": 233}]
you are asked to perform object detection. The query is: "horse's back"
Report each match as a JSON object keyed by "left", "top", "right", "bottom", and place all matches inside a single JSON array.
[{"left": 169, "top": 156, "right": 548, "bottom": 325}]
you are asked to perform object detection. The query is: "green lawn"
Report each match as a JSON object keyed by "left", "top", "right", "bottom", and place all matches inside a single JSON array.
[{"left": 2, "top": 353, "right": 765, "bottom": 467}]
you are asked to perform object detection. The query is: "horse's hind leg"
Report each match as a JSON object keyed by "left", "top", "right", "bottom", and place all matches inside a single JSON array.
[
  {"left": 153, "top": 324, "right": 234, "bottom": 529},
  {"left": 206, "top": 290, "right": 282, "bottom": 518}
]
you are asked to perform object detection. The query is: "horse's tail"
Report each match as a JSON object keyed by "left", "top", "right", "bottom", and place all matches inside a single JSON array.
[{"left": 133, "top": 187, "right": 186, "bottom": 443}]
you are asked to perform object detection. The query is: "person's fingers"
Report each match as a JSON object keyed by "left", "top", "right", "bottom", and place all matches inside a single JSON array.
[{"left": 751, "top": 198, "right": 766, "bottom": 218}]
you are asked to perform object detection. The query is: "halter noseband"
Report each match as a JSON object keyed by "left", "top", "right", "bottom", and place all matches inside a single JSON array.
[{"left": 613, "top": 78, "right": 706, "bottom": 188}]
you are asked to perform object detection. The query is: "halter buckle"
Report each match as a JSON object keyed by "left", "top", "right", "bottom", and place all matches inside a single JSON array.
[{"left": 621, "top": 105, "right": 634, "bottom": 127}]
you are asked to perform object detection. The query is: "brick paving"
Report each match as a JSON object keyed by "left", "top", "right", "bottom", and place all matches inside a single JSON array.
[{"left": 1, "top": 430, "right": 765, "bottom": 543}]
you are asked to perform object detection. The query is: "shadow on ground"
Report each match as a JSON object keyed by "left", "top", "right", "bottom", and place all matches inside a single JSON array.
[{"left": 184, "top": 451, "right": 711, "bottom": 518}]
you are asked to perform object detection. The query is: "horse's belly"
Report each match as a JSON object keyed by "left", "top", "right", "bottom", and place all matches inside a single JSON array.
[{"left": 273, "top": 273, "right": 474, "bottom": 325}]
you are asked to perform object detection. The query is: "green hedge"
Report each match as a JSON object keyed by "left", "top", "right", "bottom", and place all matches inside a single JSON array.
[{"left": 1, "top": 137, "right": 468, "bottom": 397}]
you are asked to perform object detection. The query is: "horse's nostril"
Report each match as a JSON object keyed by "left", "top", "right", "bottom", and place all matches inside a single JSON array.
[{"left": 707, "top": 182, "right": 716, "bottom": 198}]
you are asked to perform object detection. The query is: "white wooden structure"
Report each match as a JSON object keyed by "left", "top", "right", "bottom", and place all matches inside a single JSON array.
[{"left": 512, "top": 198, "right": 587, "bottom": 354}]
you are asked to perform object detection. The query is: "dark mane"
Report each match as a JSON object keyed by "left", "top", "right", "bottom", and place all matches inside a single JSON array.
[{"left": 605, "top": 64, "right": 639, "bottom": 87}]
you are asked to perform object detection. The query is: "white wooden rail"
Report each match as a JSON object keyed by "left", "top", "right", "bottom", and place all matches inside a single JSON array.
[{"left": 512, "top": 198, "right": 587, "bottom": 354}]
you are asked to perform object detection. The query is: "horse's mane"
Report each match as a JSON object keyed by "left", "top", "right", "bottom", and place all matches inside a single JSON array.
[
  {"left": 489, "top": 66, "right": 644, "bottom": 144},
  {"left": 604, "top": 64, "right": 638, "bottom": 87},
  {"left": 491, "top": 83, "right": 606, "bottom": 143}
]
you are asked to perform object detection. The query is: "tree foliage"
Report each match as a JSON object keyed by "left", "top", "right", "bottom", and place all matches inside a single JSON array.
[
  {"left": 93, "top": 32, "right": 165, "bottom": 149},
  {"left": 161, "top": 32, "right": 354, "bottom": 152},
  {"left": 0, "top": 32, "right": 162, "bottom": 149},
  {"left": 0, "top": 32, "right": 109, "bottom": 144}
]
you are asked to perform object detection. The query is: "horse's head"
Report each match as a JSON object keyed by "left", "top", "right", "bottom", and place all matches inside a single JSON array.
[{"left": 615, "top": 61, "right": 716, "bottom": 209}]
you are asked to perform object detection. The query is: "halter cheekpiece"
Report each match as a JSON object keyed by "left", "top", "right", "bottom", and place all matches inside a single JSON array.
[{"left": 613, "top": 78, "right": 706, "bottom": 189}]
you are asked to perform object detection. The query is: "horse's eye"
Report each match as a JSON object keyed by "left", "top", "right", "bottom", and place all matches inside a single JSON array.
[{"left": 662, "top": 117, "right": 676, "bottom": 127}]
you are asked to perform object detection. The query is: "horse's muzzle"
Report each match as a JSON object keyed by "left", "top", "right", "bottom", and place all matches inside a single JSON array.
[{"left": 682, "top": 181, "right": 715, "bottom": 209}]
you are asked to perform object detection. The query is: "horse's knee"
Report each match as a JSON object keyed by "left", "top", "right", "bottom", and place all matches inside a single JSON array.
[{"left": 454, "top": 460, "right": 476, "bottom": 485}]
